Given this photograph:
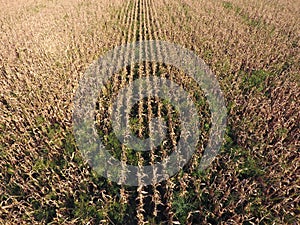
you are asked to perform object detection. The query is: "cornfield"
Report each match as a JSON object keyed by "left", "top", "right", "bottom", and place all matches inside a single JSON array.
[{"left": 0, "top": 0, "right": 299, "bottom": 224}]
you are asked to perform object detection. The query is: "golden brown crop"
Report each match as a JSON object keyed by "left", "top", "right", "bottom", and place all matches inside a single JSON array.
[{"left": 0, "top": 0, "right": 299, "bottom": 224}]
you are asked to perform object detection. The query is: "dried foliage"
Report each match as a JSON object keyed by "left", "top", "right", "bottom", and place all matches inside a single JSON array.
[{"left": 0, "top": 0, "right": 299, "bottom": 224}]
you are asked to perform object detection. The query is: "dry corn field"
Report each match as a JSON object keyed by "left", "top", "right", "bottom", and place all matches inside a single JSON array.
[{"left": 0, "top": 0, "right": 299, "bottom": 224}]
